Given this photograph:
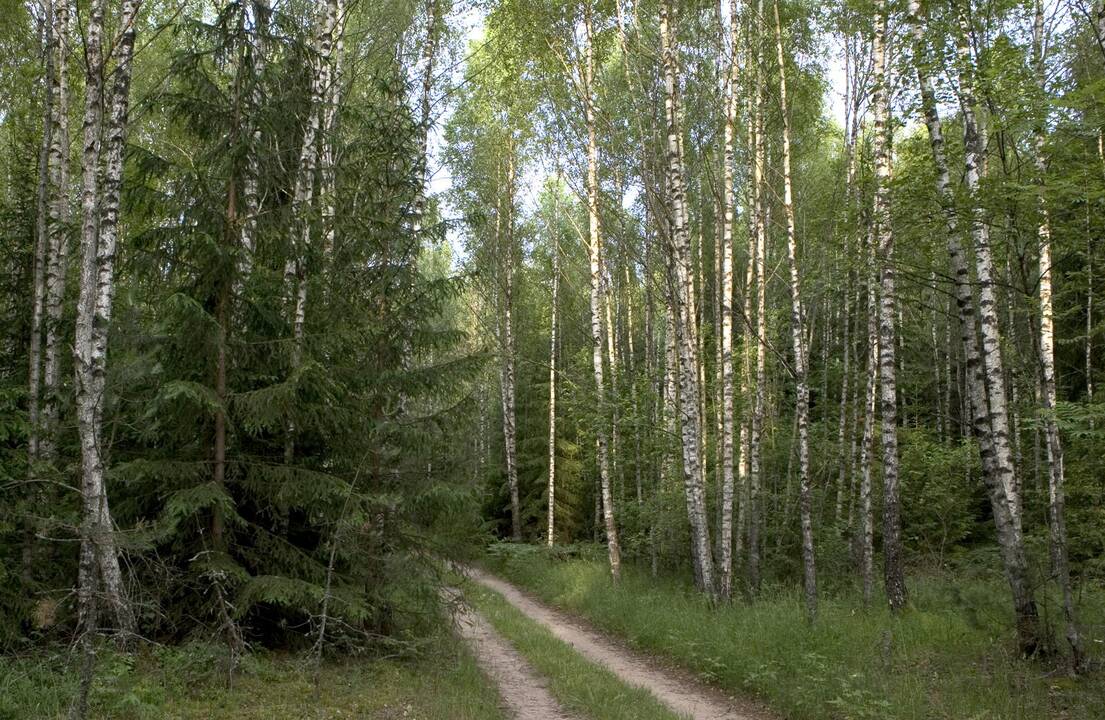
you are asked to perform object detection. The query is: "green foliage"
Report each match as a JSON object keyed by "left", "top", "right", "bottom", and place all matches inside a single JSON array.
[
  {"left": 0, "top": 636, "right": 503, "bottom": 720},
  {"left": 484, "top": 549, "right": 1105, "bottom": 720}
]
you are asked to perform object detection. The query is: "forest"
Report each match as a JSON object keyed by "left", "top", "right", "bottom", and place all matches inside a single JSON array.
[{"left": 1, "top": 0, "right": 1104, "bottom": 718}]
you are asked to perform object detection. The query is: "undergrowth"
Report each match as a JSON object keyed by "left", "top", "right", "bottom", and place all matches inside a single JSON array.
[{"left": 482, "top": 543, "right": 1105, "bottom": 720}]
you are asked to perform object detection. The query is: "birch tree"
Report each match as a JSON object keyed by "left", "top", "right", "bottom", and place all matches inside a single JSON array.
[
  {"left": 871, "top": 0, "right": 907, "bottom": 612},
  {"left": 773, "top": 0, "right": 817, "bottom": 620},
  {"left": 41, "top": 0, "right": 72, "bottom": 466},
  {"left": 909, "top": 0, "right": 1041, "bottom": 655},
  {"left": 547, "top": 196, "right": 560, "bottom": 547},
  {"left": 284, "top": 0, "right": 341, "bottom": 462},
  {"left": 661, "top": 0, "right": 713, "bottom": 595},
  {"left": 583, "top": 2, "right": 621, "bottom": 577},
  {"left": 717, "top": 0, "right": 739, "bottom": 601},
  {"left": 1031, "top": 0, "right": 1083, "bottom": 667},
  {"left": 499, "top": 145, "right": 521, "bottom": 541}
]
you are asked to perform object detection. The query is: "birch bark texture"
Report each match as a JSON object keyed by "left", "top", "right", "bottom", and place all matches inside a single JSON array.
[
  {"left": 716, "top": 0, "right": 739, "bottom": 601},
  {"left": 28, "top": 0, "right": 55, "bottom": 480},
  {"left": 42, "top": 0, "right": 72, "bottom": 466},
  {"left": 1031, "top": 0, "right": 1084, "bottom": 667},
  {"left": 284, "top": 0, "right": 341, "bottom": 463},
  {"left": 773, "top": 0, "right": 817, "bottom": 620},
  {"left": 500, "top": 147, "right": 521, "bottom": 541},
  {"left": 660, "top": 0, "right": 714, "bottom": 595},
  {"left": 547, "top": 211, "right": 560, "bottom": 547},
  {"left": 583, "top": 3, "right": 622, "bottom": 578},
  {"left": 73, "top": 0, "right": 144, "bottom": 642},
  {"left": 870, "top": 0, "right": 907, "bottom": 613},
  {"left": 909, "top": 0, "right": 1041, "bottom": 655}
]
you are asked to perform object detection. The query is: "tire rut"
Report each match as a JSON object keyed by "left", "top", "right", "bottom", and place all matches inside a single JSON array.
[
  {"left": 443, "top": 587, "right": 582, "bottom": 720},
  {"left": 463, "top": 567, "right": 772, "bottom": 720}
]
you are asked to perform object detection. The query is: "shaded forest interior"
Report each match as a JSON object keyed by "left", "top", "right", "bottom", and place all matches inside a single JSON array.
[{"left": 2, "top": 0, "right": 1105, "bottom": 717}]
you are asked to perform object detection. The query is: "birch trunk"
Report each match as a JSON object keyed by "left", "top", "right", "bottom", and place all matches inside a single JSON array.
[
  {"left": 42, "top": 0, "right": 72, "bottom": 465},
  {"left": 747, "top": 0, "right": 768, "bottom": 593},
  {"left": 27, "top": 0, "right": 56, "bottom": 564},
  {"left": 584, "top": 5, "right": 621, "bottom": 578},
  {"left": 1032, "top": 1, "right": 1084, "bottom": 667},
  {"left": 717, "top": 0, "right": 739, "bottom": 601},
  {"left": 858, "top": 258, "right": 878, "bottom": 607},
  {"left": 239, "top": 0, "right": 269, "bottom": 282},
  {"left": 74, "top": 0, "right": 143, "bottom": 641},
  {"left": 871, "top": 0, "right": 907, "bottom": 612},
  {"left": 320, "top": 0, "right": 345, "bottom": 264},
  {"left": 284, "top": 0, "right": 340, "bottom": 462},
  {"left": 500, "top": 149, "right": 521, "bottom": 541},
  {"left": 412, "top": 0, "right": 440, "bottom": 233},
  {"left": 661, "top": 0, "right": 714, "bottom": 595},
  {"left": 955, "top": 12, "right": 1024, "bottom": 533},
  {"left": 910, "top": 0, "right": 1041, "bottom": 655},
  {"left": 547, "top": 219, "right": 560, "bottom": 547},
  {"left": 773, "top": 0, "right": 817, "bottom": 620}
]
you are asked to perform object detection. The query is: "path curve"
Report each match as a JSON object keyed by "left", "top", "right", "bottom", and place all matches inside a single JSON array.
[
  {"left": 465, "top": 567, "right": 770, "bottom": 720},
  {"left": 443, "top": 587, "right": 582, "bottom": 720}
]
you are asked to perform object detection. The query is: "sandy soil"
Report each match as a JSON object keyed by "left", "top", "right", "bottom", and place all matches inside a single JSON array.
[
  {"left": 464, "top": 567, "right": 772, "bottom": 720},
  {"left": 443, "top": 587, "right": 582, "bottom": 720}
]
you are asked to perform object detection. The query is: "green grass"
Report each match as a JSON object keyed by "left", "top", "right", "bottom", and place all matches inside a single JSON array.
[
  {"left": 0, "top": 634, "right": 504, "bottom": 720},
  {"left": 482, "top": 545, "right": 1105, "bottom": 720},
  {"left": 457, "top": 573, "right": 683, "bottom": 720}
]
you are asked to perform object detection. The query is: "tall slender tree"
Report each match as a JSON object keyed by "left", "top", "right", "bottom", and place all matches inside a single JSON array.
[
  {"left": 661, "top": 0, "right": 714, "bottom": 595},
  {"left": 871, "top": 0, "right": 907, "bottom": 613}
]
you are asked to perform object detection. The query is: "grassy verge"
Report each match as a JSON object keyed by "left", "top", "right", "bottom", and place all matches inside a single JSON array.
[
  {"left": 482, "top": 545, "right": 1105, "bottom": 720},
  {"left": 0, "top": 633, "right": 503, "bottom": 720},
  {"left": 457, "top": 573, "right": 682, "bottom": 720}
]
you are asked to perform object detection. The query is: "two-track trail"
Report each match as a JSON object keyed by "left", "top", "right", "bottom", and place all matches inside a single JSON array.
[
  {"left": 443, "top": 586, "right": 582, "bottom": 720},
  {"left": 455, "top": 567, "right": 771, "bottom": 720}
]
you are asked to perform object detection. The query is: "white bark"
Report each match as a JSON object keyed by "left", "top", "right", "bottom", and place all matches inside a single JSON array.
[
  {"left": 239, "top": 0, "right": 269, "bottom": 282},
  {"left": 73, "top": 0, "right": 143, "bottom": 640},
  {"left": 504, "top": 149, "right": 521, "bottom": 540},
  {"left": 747, "top": 0, "right": 768, "bottom": 592},
  {"left": 1031, "top": 1, "right": 1083, "bottom": 667},
  {"left": 41, "top": 0, "right": 72, "bottom": 465},
  {"left": 547, "top": 212, "right": 560, "bottom": 547},
  {"left": 661, "top": 0, "right": 714, "bottom": 595},
  {"left": 858, "top": 252, "right": 878, "bottom": 607},
  {"left": 284, "top": 0, "right": 340, "bottom": 462},
  {"left": 411, "top": 0, "right": 440, "bottom": 234},
  {"left": 773, "top": 0, "right": 817, "bottom": 620},
  {"left": 871, "top": 0, "right": 907, "bottom": 612},
  {"left": 910, "top": 0, "right": 1041, "bottom": 654},
  {"left": 584, "top": 5, "right": 622, "bottom": 579},
  {"left": 28, "top": 0, "right": 55, "bottom": 490},
  {"left": 717, "top": 0, "right": 739, "bottom": 601}
]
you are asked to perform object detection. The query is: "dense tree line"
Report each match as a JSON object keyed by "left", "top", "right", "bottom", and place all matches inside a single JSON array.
[
  {"left": 449, "top": 0, "right": 1105, "bottom": 668},
  {"left": 1, "top": 0, "right": 1104, "bottom": 711},
  {"left": 1, "top": 0, "right": 482, "bottom": 712}
]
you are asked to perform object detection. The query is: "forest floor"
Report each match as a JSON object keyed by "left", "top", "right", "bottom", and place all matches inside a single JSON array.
[
  {"left": 453, "top": 566, "right": 767, "bottom": 719},
  {"left": 478, "top": 544, "right": 1105, "bottom": 720},
  {"left": 0, "top": 634, "right": 505, "bottom": 719}
]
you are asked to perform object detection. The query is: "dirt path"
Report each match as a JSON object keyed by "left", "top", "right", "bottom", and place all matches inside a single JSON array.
[
  {"left": 443, "top": 588, "right": 582, "bottom": 720},
  {"left": 465, "top": 567, "right": 770, "bottom": 720}
]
